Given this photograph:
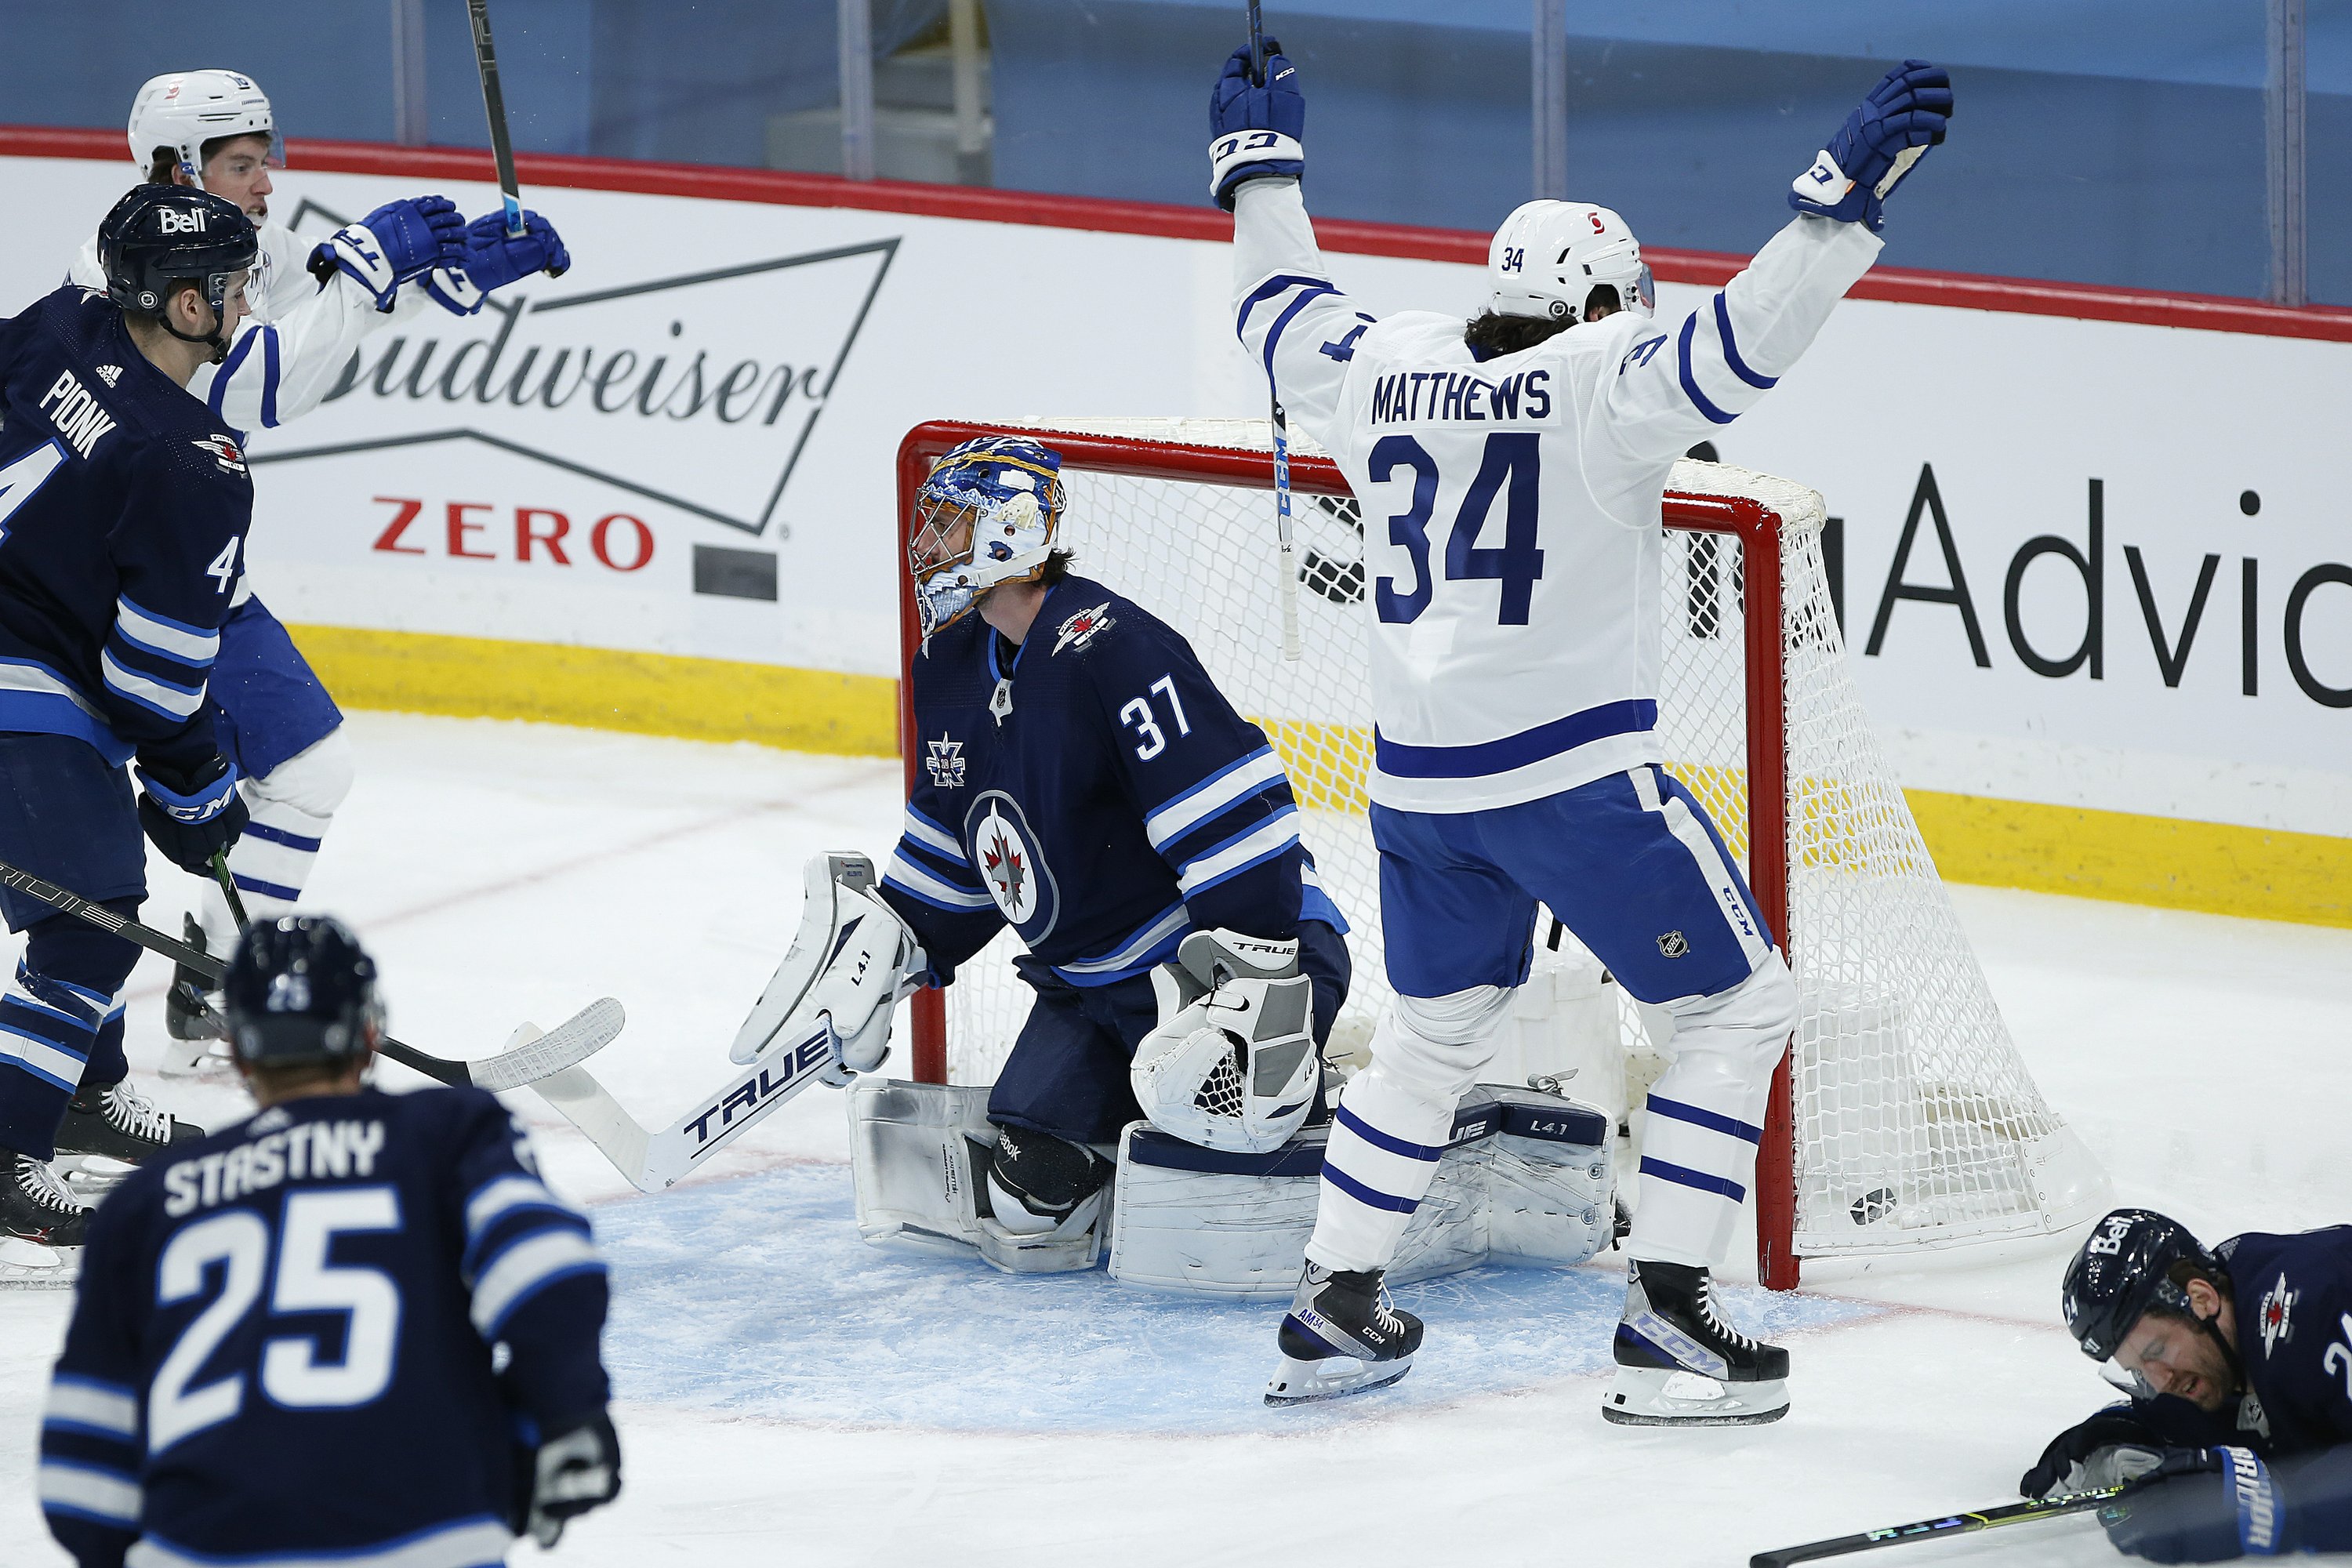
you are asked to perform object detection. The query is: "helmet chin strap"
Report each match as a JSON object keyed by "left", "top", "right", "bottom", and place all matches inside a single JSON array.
[
  {"left": 2194, "top": 1293, "right": 2248, "bottom": 1396},
  {"left": 158, "top": 301, "right": 232, "bottom": 364}
]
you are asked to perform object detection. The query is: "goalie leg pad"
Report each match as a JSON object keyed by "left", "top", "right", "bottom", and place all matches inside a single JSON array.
[{"left": 984, "top": 1122, "right": 1110, "bottom": 1236}]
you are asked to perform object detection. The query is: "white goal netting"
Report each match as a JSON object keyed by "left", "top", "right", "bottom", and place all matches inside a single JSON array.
[{"left": 909, "top": 419, "right": 2107, "bottom": 1260}]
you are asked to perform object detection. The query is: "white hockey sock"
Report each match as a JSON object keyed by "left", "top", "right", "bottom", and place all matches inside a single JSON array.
[
  {"left": 1627, "top": 955, "right": 1798, "bottom": 1270},
  {"left": 1305, "top": 1058, "right": 1457, "bottom": 1272},
  {"left": 1305, "top": 985, "right": 1510, "bottom": 1274},
  {"left": 201, "top": 731, "right": 354, "bottom": 947}
]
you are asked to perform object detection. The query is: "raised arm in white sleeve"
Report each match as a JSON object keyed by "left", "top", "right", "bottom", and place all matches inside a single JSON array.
[
  {"left": 68, "top": 223, "right": 425, "bottom": 436},
  {"left": 1596, "top": 213, "right": 1881, "bottom": 470},
  {"left": 1229, "top": 178, "right": 1377, "bottom": 454}
]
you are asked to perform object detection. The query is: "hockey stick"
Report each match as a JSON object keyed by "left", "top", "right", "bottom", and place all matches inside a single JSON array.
[
  {"left": 531, "top": 1016, "right": 843, "bottom": 1193},
  {"left": 1748, "top": 1484, "right": 2129, "bottom": 1566},
  {"left": 208, "top": 849, "right": 248, "bottom": 929},
  {"left": 0, "top": 857, "right": 619, "bottom": 1091},
  {"left": 1247, "top": 0, "right": 1303, "bottom": 662},
  {"left": 466, "top": 0, "right": 527, "bottom": 237}
]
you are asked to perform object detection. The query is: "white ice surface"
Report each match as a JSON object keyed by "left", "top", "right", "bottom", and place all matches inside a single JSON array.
[{"left": 3, "top": 712, "right": 2349, "bottom": 1566}]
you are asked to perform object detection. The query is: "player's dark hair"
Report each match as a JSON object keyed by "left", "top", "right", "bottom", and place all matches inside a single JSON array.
[
  {"left": 1464, "top": 284, "right": 1622, "bottom": 354},
  {"left": 144, "top": 134, "right": 263, "bottom": 186},
  {"left": 1038, "top": 547, "right": 1075, "bottom": 586}
]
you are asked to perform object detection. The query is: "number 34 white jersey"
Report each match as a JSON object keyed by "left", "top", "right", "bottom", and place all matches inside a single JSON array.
[{"left": 1231, "top": 179, "right": 1881, "bottom": 815}]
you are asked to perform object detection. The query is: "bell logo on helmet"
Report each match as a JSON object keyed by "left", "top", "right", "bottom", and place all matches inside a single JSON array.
[
  {"left": 2089, "top": 1212, "right": 2136, "bottom": 1254},
  {"left": 158, "top": 206, "right": 209, "bottom": 236}
]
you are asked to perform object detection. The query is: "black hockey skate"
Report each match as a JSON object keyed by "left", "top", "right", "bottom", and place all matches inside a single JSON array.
[
  {"left": 1265, "top": 1263, "right": 1424, "bottom": 1406},
  {"left": 2, "top": 1150, "right": 91, "bottom": 1250},
  {"left": 1603, "top": 1259, "right": 1789, "bottom": 1425},
  {"left": 58, "top": 1080, "right": 201, "bottom": 1166}
]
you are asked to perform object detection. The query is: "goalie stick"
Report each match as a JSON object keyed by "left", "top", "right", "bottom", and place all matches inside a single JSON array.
[
  {"left": 1749, "top": 1483, "right": 2129, "bottom": 1566},
  {"left": 531, "top": 1017, "right": 844, "bottom": 1193},
  {"left": 0, "top": 857, "right": 620, "bottom": 1091}
]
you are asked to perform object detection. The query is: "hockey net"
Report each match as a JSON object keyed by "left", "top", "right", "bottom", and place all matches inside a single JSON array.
[{"left": 895, "top": 419, "right": 2107, "bottom": 1286}]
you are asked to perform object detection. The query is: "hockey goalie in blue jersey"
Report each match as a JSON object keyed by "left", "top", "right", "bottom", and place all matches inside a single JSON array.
[
  {"left": 2014, "top": 1210, "right": 2352, "bottom": 1562},
  {"left": 726, "top": 435, "right": 1353, "bottom": 1267},
  {"left": 39, "top": 917, "right": 619, "bottom": 1568}
]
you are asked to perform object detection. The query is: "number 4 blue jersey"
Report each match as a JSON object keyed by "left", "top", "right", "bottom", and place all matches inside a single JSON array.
[
  {"left": 1231, "top": 179, "right": 1881, "bottom": 814},
  {"left": 0, "top": 286, "right": 253, "bottom": 778},
  {"left": 39, "top": 1086, "right": 610, "bottom": 1568}
]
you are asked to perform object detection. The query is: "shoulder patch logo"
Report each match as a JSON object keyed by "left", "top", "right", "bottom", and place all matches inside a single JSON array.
[
  {"left": 2257, "top": 1273, "right": 2296, "bottom": 1357},
  {"left": 94, "top": 365, "right": 122, "bottom": 387},
  {"left": 925, "top": 733, "right": 966, "bottom": 789},
  {"left": 1053, "top": 601, "right": 1116, "bottom": 655},
  {"left": 191, "top": 434, "right": 246, "bottom": 474}
]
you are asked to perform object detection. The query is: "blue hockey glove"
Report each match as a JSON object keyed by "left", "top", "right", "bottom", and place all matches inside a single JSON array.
[
  {"left": 135, "top": 754, "right": 249, "bottom": 877},
  {"left": 464, "top": 209, "right": 572, "bottom": 289},
  {"left": 1788, "top": 59, "right": 1951, "bottom": 231},
  {"left": 1209, "top": 40, "right": 1305, "bottom": 211},
  {"left": 2103, "top": 1447, "right": 2292, "bottom": 1563},
  {"left": 309, "top": 195, "right": 466, "bottom": 310}
]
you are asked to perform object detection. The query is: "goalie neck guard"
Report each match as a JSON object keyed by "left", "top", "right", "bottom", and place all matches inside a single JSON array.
[
  {"left": 1487, "top": 199, "right": 1654, "bottom": 325},
  {"left": 128, "top": 70, "right": 284, "bottom": 186},
  {"left": 909, "top": 436, "right": 1067, "bottom": 640}
]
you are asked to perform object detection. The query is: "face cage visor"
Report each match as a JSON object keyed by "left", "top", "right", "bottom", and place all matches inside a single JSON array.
[{"left": 909, "top": 485, "right": 1057, "bottom": 640}]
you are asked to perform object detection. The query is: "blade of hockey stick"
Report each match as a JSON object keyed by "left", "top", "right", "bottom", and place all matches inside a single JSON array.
[
  {"left": 1748, "top": 1485, "right": 2128, "bottom": 1567},
  {"left": 466, "top": 0, "right": 527, "bottom": 236},
  {"left": 468, "top": 997, "right": 626, "bottom": 1092},
  {"left": 0, "top": 857, "right": 610, "bottom": 1091},
  {"left": 532, "top": 1018, "right": 843, "bottom": 1193}
]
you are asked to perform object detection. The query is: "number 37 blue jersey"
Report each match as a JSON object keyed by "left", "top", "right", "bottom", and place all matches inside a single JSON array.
[{"left": 40, "top": 1086, "right": 611, "bottom": 1568}]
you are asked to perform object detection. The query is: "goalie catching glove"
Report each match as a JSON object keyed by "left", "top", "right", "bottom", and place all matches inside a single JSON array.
[
  {"left": 1131, "top": 929, "right": 1319, "bottom": 1153},
  {"left": 731, "top": 852, "right": 927, "bottom": 1085}
]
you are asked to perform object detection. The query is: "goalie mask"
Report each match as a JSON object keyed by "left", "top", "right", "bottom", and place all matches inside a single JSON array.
[
  {"left": 1487, "top": 199, "right": 1654, "bottom": 325},
  {"left": 1131, "top": 930, "right": 1319, "bottom": 1155},
  {"left": 910, "top": 436, "right": 1067, "bottom": 640}
]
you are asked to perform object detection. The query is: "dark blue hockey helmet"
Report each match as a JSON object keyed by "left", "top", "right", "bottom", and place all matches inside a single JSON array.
[
  {"left": 222, "top": 916, "right": 384, "bottom": 1067},
  {"left": 96, "top": 183, "right": 256, "bottom": 356},
  {"left": 2063, "top": 1208, "right": 2223, "bottom": 1363}
]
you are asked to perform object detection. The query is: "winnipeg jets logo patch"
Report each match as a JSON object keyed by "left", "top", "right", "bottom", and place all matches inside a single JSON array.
[
  {"left": 2257, "top": 1274, "right": 2297, "bottom": 1357},
  {"left": 965, "top": 790, "right": 1058, "bottom": 938},
  {"left": 1053, "top": 602, "right": 1115, "bottom": 655},
  {"left": 94, "top": 365, "right": 122, "bottom": 387},
  {"left": 191, "top": 434, "right": 245, "bottom": 474},
  {"left": 925, "top": 734, "right": 966, "bottom": 789}
]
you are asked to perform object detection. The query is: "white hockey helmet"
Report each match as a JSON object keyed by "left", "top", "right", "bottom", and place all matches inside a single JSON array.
[
  {"left": 1487, "top": 199, "right": 1653, "bottom": 324},
  {"left": 128, "top": 71, "right": 284, "bottom": 187},
  {"left": 909, "top": 436, "right": 1067, "bottom": 639}
]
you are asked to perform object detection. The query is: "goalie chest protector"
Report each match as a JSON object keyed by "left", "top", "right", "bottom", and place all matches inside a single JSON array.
[{"left": 889, "top": 575, "right": 1345, "bottom": 986}]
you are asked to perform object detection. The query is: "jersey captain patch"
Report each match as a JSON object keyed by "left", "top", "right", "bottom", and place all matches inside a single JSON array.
[
  {"left": 2257, "top": 1272, "right": 2296, "bottom": 1356},
  {"left": 967, "top": 789, "right": 1058, "bottom": 938},
  {"left": 1052, "top": 601, "right": 1116, "bottom": 655}
]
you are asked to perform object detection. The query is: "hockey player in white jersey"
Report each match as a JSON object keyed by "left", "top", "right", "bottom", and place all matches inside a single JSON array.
[
  {"left": 66, "top": 71, "right": 568, "bottom": 1074},
  {"left": 1213, "top": 45, "right": 1951, "bottom": 1417}
]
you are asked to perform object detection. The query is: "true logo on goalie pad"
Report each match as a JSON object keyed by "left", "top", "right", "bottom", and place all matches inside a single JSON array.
[
  {"left": 966, "top": 790, "right": 1058, "bottom": 938},
  {"left": 679, "top": 1027, "right": 834, "bottom": 1156}
]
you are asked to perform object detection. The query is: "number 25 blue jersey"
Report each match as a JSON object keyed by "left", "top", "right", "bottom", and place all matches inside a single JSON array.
[{"left": 39, "top": 1086, "right": 610, "bottom": 1568}]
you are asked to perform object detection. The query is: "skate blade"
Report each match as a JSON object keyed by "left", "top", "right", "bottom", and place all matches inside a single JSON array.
[
  {"left": 160, "top": 1040, "right": 235, "bottom": 1079},
  {"left": 1264, "top": 1352, "right": 1414, "bottom": 1407},
  {"left": 1601, "top": 1367, "right": 1788, "bottom": 1426},
  {"left": 56, "top": 1154, "right": 136, "bottom": 1199},
  {"left": 0, "top": 1235, "right": 78, "bottom": 1290}
]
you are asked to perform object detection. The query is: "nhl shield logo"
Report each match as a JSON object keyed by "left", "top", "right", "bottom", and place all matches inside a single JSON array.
[
  {"left": 967, "top": 790, "right": 1058, "bottom": 938},
  {"left": 1657, "top": 930, "right": 1690, "bottom": 959}
]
